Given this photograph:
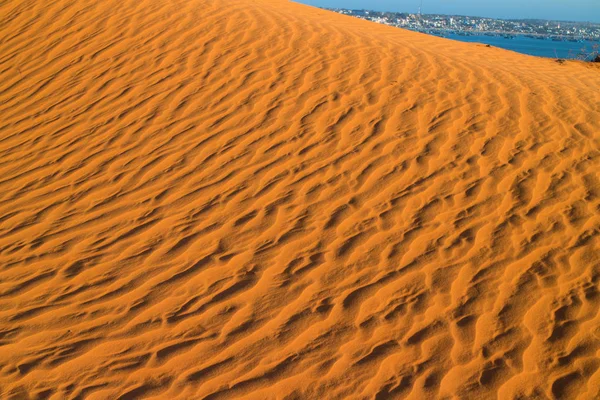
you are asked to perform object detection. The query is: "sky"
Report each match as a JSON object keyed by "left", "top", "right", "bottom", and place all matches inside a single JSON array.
[{"left": 294, "top": 0, "right": 600, "bottom": 23}]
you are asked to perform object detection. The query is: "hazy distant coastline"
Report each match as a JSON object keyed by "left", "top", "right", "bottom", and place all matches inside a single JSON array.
[
  {"left": 329, "top": 9, "right": 600, "bottom": 40},
  {"left": 329, "top": 8, "right": 600, "bottom": 59}
]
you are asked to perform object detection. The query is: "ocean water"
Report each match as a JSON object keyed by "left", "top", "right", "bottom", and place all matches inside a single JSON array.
[{"left": 442, "top": 34, "right": 599, "bottom": 60}]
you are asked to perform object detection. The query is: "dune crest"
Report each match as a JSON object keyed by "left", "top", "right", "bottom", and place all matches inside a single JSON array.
[{"left": 1, "top": 0, "right": 599, "bottom": 398}]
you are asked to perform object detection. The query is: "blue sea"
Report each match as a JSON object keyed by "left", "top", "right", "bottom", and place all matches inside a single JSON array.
[{"left": 442, "top": 33, "right": 599, "bottom": 60}]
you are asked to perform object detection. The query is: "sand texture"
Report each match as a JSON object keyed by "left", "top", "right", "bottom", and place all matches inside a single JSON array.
[{"left": 1, "top": 0, "right": 600, "bottom": 398}]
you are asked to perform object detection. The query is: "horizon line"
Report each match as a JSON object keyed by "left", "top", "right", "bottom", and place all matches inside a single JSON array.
[{"left": 324, "top": 7, "right": 600, "bottom": 25}]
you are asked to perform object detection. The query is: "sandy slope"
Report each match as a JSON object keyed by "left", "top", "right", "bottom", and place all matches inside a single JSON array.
[{"left": 0, "top": 0, "right": 599, "bottom": 398}]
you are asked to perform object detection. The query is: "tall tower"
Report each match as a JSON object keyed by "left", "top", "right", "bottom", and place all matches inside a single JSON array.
[{"left": 418, "top": 0, "right": 423, "bottom": 16}]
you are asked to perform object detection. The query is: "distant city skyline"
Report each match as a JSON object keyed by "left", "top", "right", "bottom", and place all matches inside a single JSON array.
[{"left": 294, "top": 1, "right": 600, "bottom": 23}]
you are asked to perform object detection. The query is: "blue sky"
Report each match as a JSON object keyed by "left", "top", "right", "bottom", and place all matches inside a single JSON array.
[{"left": 294, "top": 1, "right": 600, "bottom": 23}]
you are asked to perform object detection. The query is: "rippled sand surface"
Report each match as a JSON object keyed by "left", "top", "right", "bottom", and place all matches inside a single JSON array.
[{"left": 1, "top": 0, "right": 600, "bottom": 398}]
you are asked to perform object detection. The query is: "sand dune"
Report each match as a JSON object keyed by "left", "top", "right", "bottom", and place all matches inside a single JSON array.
[{"left": 1, "top": 0, "right": 599, "bottom": 398}]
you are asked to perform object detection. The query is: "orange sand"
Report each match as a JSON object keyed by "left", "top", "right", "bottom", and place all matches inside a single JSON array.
[{"left": 1, "top": 0, "right": 600, "bottom": 398}]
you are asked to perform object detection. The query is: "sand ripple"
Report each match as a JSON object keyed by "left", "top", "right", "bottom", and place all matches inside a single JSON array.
[{"left": 1, "top": 0, "right": 599, "bottom": 398}]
